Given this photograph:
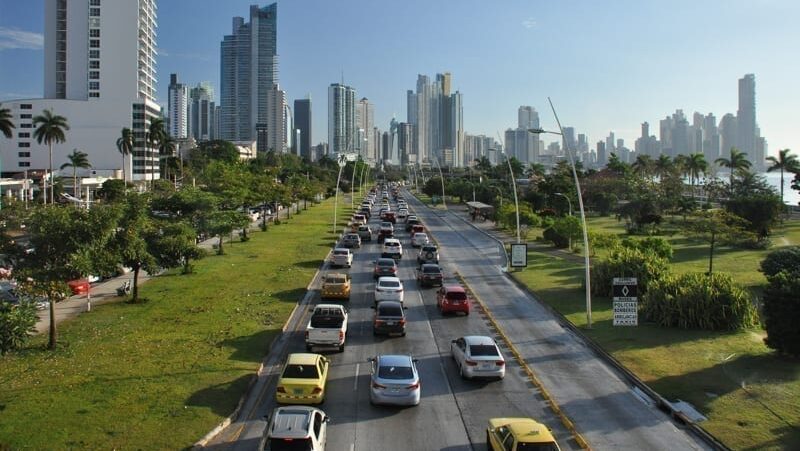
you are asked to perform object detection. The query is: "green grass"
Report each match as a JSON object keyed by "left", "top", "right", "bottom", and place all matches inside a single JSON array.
[
  {"left": 0, "top": 197, "right": 352, "bottom": 450},
  {"left": 514, "top": 218, "right": 800, "bottom": 450}
]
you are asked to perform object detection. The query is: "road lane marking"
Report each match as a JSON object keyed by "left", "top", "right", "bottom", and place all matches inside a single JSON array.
[{"left": 354, "top": 363, "right": 360, "bottom": 391}]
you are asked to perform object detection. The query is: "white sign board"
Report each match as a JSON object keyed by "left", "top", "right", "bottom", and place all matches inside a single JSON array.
[
  {"left": 613, "top": 277, "right": 638, "bottom": 326},
  {"left": 510, "top": 243, "right": 528, "bottom": 268}
]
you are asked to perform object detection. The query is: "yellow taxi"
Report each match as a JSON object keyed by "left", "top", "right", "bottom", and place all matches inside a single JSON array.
[
  {"left": 276, "top": 353, "right": 330, "bottom": 405},
  {"left": 320, "top": 273, "right": 351, "bottom": 300},
  {"left": 487, "top": 417, "right": 561, "bottom": 451}
]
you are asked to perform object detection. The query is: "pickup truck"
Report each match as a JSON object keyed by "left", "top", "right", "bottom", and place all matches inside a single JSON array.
[{"left": 305, "top": 304, "right": 348, "bottom": 352}]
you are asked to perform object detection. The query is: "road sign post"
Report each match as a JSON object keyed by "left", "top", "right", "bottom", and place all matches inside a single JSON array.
[
  {"left": 510, "top": 243, "right": 528, "bottom": 268},
  {"left": 612, "top": 277, "right": 638, "bottom": 326}
]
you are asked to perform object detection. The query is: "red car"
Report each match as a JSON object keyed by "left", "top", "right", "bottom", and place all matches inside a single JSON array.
[{"left": 437, "top": 285, "right": 470, "bottom": 315}]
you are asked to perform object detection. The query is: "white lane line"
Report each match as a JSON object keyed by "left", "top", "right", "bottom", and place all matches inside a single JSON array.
[{"left": 353, "top": 363, "right": 360, "bottom": 391}]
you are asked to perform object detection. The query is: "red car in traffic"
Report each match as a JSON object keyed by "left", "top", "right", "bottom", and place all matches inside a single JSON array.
[{"left": 436, "top": 285, "right": 470, "bottom": 315}]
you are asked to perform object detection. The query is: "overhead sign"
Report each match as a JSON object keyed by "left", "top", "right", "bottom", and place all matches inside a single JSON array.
[
  {"left": 510, "top": 243, "right": 528, "bottom": 268},
  {"left": 613, "top": 277, "right": 638, "bottom": 326}
]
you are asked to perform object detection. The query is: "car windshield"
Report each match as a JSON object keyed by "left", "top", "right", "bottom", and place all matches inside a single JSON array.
[
  {"left": 469, "top": 344, "right": 499, "bottom": 356},
  {"left": 377, "top": 365, "right": 414, "bottom": 379},
  {"left": 377, "top": 260, "right": 395, "bottom": 268},
  {"left": 282, "top": 364, "right": 320, "bottom": 379},
  {"left": 423, "top": 266, "right": 440, "bottom": 274},
  {"left": 516, "top": 442, "right": 560, "bottom": 451},
  {"left": 446, "top": 292, "right": 467, "bottom": 301},
  {"left": 385, "top": 243, "right": 399, "bottom": 248},
  {"left": 269, "top": 438, "right": 313, "bottom": 451},
  {"left": 379, "top": 280, "right": 401, "bottom": 288},
  {"left": 326, "top": 276, "right": 347, "bottom": 284},
  {"left": 333, "top": 250, "right": 348, "bottom": 255},
  {"left": 377, "top": 305, "right": 403, "bottom": 316},
  {"left": 422, "top": 246, "right": 437, "bottom": 252}
]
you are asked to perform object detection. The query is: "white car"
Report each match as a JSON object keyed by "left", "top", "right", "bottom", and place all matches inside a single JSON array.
[
  {"left": 397, "top": 210, "right": 409, "bottom": 221},
  {"left": 330, "top": 248, "right": 353, "bottom": 268},
  {"left": 374, "top": 276, "right": 404, "bottom": 304},
  {"left": 450, "top": 335, "right": 506, "bottom": 380},
  {"left": 381, "top": 238, "right": 403, "bottom": 259},
  {"left": 411, "top": 232, "right": 429, "bottom": 248},
  {"left": 264, "top": 406, "right": 329, "bottom": 450}
]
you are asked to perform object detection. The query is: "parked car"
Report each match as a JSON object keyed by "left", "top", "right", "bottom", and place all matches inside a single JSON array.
[
  {"left": 486, "top": 417, "right": 560, "bottom": 451},
  {"left": 437, "top": 284, "right": 470, "bottom": 315},
  {"left": 320, "top": 273, "right": 351, "bottom": 300},
  {"left": 264, "top": 406, "right": 329, "bottom": 451},
  {"left": 373, "top": 258, "right": 398, "bottom": 279},
  {"left": 368, "top": 354, "right": 421, "bottom": 406},
  {"left": 341, "top": 233, "right": 362, "bottom": 249},
  {"left": 372, "top": 300, "right": 407, "bottom": 336},
  {"left": 374, "top": 276, "right": 404, "bottom": 304},
  {"left": 306, "top": 304, "right": 348, "bottom": 352},
  {"left": 330, "top": 248, "right": 353, "bottom": 268},
  {"left": 416, "top": 263, "right": 443, "bottom": 287},
  {"left": 417, "top": 244, "right": 440, "bottom": 266},
  {"left": 381, "top": 238, "right": 403, "bottom": 259},
  {"left": 276, "top": 353, "right": 330, "bottom": 405},
  {"left": 411, "top": 232, "right": 429, "bottom": 248},
  {"left": 451, "top": 335, "right": 505, "bottom": 380},
  {"left": 357, "top": 225, "right": 373, "bottom": 242}
]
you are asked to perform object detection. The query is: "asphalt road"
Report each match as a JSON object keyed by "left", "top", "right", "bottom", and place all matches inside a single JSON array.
[{"left": 206, "top": 189, "right": 709, "bottom": 451}]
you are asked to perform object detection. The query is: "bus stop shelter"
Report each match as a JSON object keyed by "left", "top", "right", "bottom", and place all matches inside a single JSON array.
[{"left": 466, "top": 201, "right": 494, "bottom": 221}]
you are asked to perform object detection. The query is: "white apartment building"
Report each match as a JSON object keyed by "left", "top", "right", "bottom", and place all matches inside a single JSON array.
[
  {"left": 168, "top": 73, "right": 189, "bottom": 139},
  {"left": 1, "top": 0, "right": 160, "bottom": 182}
]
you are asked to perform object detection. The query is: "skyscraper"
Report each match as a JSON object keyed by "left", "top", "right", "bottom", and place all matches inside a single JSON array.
[
  {"left": 328, "top": 83, "right": 356, "bottom": 155},
  {"left": 293, "top": 98, "right": 311, "bottom": 160},
  {"left": 356, "top": 98, "right": 375, "bottom": 160},
  {"left": 406, "top": 73, "right": 464, "bottom": 167},
  {"left": 518, "top": 106, "right": 539, "bottom": 129},
  {"left": 737, "top": 74, "right": 762, "bottom": 170},
  {"left": 219, "top": 3, "right": 278, "bottom": 144},
  {"left": 189, "top": 82, "right": 216, "bottom": 142},
  {"left": 719, "top": 113, "right": 738, "bottom": 160},
  {"left": 265, "top": 84, "right": 288, "bottom": 153},
  {"left": 168, "top": 74, "right": 189, "bottom": 139}
]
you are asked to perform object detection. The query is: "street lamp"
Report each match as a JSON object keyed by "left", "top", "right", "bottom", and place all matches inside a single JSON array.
[
  {"left": 432, "top": 157, "right": 447, "bottom": 210},
  {"left": 554, "top": 192, "right": 573, "bottom": 216},
  {"left": 528, "top": 97, "right": 593, "bottom": 328},
  {"left": 500, "top": 150, "right": 521, "bottom": 244},
  {"left": 333, "top": 153, "right": 347, "bottom": 236}
]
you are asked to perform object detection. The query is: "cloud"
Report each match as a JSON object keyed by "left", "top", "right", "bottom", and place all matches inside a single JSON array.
[
  {"left": 0, "top": 27, "right": 44, "bottom": 51},
  {"left": 521, "top": 17, "right": 537, "bottom": 29},
  {"left": 158, "top": 48, "right": 212, "bottom": 62}
]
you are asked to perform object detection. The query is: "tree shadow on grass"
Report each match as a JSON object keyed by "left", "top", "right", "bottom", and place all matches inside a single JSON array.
[
  {"left": 293, "top": 259, "right": 324, "bottom": 269},
  {"left": 185, "top": 373, "right": 254, "bottom": 417},
  {"left": 270, "top": 287, "right": 307, "bottom": 304},
  {"left": 219, "top": 329, "right": 279, "bottom": 363}
]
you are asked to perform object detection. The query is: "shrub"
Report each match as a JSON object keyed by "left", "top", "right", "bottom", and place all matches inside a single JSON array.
[
  {"left": 642, "top": 272, "right": 758, "bottom": 331},
  {"left": 589, "top": 231, "right": 622, "bottom": 255},
  {"left": 551, "top": 216, "right": 582, "bottom": 248},
  {"left": 590, "top": 247, "right": 670, "bottom": 298},
  {"left": 762, "top": 270, "right": 800, "bottom": 356},
  {"left": 760, "top": 246, "right": 800, "bottom": 277},
  {"left": 543, "top": 227, "right": 569, "bottom": 249},
  {"left": 0, "top": 300, "right": 38, "bottom": 355},
  {"left": 621, "top": 236, "right": 673, "bottom": 260}
]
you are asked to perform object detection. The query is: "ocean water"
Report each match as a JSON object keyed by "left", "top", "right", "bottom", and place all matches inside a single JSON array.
[{"left": 704, "top": 171, "right": 799, "bottom": 206}]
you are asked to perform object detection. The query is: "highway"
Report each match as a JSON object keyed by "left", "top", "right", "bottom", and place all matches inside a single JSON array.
[{"left": 205, "top": 188, "right": 709, "bottom": 451}]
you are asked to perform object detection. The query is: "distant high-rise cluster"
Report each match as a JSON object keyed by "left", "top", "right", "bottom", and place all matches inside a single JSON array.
[
  {"left": 328, "top": 83, "right": 356, "bottom": 156},
  {"left": 406, "top": 73, "right": 464, "bottom": 167}
]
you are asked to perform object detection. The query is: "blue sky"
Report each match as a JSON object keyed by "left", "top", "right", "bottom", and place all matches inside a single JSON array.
[{"left": 1, "top": 0, "right": 798, "bottom": 154}]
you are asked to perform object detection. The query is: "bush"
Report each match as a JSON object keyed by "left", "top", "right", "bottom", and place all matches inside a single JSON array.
[
  {"left": 760, "top": 246, "right": 800, "bottom": 277},
  {"left": 642, "top": 272, "right": 758, "bottom": 331},
  {"left": 621, "top": 236, "right": 673, "bottom": 260},
  {"left": 762, "top": 270, "right": 800, "bottom": 356},
  {"left": 589, "top": 231, "right": 622, "bottom": 255},
  {"left": 0, "top": 300, "right": 38, "bottom": 355},
  {"left": 543, "top": 227, "right": 569, "bottom": 249},
  {"left": 591, "top": 247, "right": 670, "bottom": 298}
]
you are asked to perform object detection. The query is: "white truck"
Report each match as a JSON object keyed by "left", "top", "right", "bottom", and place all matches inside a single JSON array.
[{"left": 305, "top": 304, "right": 348, "bottom": 352}]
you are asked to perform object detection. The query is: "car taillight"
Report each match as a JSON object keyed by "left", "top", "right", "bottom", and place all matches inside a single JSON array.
[
  {"left": 276, "top": 386, "right": 286, "bottom": 393},
  {"left": 406, "top": 382, "right": 420, "bottom": 390},
  {"left": 374, "top": 319, "right": 384, "bottom": 325},
  {"left": 304, "top": 331, "right": 309, "bottom": 340},
  {"left": 399, "top": 319, "right": 406, "bottom": 325},
  {"left": 372, "top": 382, "right": 386, "bottom": 389},
  {"left": 311, "top": 387, "right": 322, "bottom": 394},
  {"left": 339, "top": 331, "right": 344, "bottom": 340},
  {"left": 465, "top": 360, "right": 477, "bottom": 366},
  {"left": 496, "top": 361, "right": 505, "bottom": 366},
  {"left": 398, "top": 288, "right": 404, "bottom": 292}
]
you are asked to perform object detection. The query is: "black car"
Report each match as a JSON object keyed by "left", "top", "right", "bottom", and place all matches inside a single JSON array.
[
  {"left": 372, "top": 301, "right": 407, "bottom": 336},
  {"left": 416, "top": 263, "right": 444, "bottom": 287},
  {"left": 359, "top": 206, "right": 372, "bottom": 219}
]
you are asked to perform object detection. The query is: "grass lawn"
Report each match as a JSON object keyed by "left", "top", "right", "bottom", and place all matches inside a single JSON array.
[
  {"left": 515, "top": 217, "right": 800, "bottom": 450},
  {"left": 0, "top": 197, "right": 354, "bottom": 450}
]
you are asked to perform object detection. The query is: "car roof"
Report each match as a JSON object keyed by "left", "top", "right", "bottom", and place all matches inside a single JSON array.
[
  {"left": 375, "top": 300, "right": 403, "bottom": 309},
  {"left": 490, "top": 418, "right": 557, "bottom": 444},
  {"left": 441, "top": 284, "right": 465, "bottom": 293},
  {"left": 413, "top": 232, "right": 427, "bottom": 237},
  {"left": 421, "top": 244, "right": 437, "bottom": 250},
  {"left": 420, "top": 263, "right": 440, "bottom": 270},
  {"left": 384, "top": 238, "right": 400, "bottom": 244},
  {"left": 377, "top": 354, "right": 413, "bottom": 367},
  {"left": 376, "top": 257, "right": 396, "bottom": 264},
  {"left": 463, "top": 335, "right": 496, "bottom": 346},
  {"left": 377, "top": 276, "right": 401, "bottom": 283},
  {"left": 333, "top": 247, "right": 349, "bottom": 252},
  {"left": 286, "top": 353, "right": 322, "bottom": 365},
  {"left": 270, "top": 406, "right": 318, "bottom": 439},
  {"left": 326, "top": 272, "right": 348, "bottom": 278}
]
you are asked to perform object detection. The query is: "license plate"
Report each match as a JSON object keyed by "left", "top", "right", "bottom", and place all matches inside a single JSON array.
[
  {"left": 480, "top": 363, "right": 493, "bottom": 370},
  {"left": 386, "top": 321, "right": 396, "bottom": 326},
  {"left": 293, "top": 388, "right": 303, "bottom": 395}
]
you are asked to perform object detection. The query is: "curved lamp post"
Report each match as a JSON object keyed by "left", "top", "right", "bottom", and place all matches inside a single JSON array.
[
  {"left": 501, "top": 150, "right": 521, "bottom": 244},
  {"left": 554, "top": 192, "right": 573, "bottom": 216},
  {"left": 528, "top": 97, "right": 592, "bottom": 328}
]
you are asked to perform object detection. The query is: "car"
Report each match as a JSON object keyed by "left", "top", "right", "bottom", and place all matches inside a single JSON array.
[
  {"left": 383, "top": 211, "right": 397, "bottom": 224},
  {"left": 341, "top": 233, "right": 362, "bottom": 249},
  {"left": 486, "top": 417, "right": 561, "bottom": 451},
  {"left": 306, "top": 304, "right": 348, "bottom": 352},
  {"left": 359, "top": 206, "right": 372, "bottom": 219},
  {"left": 437, "top": 284, "right": 470, "bottom": 315},
  {"left": 320, "top": 273, "right": 351, "bottom": 300},
  {"left": 264, "top": 406, "right": 329, "bottom": 451},
  {"left": 411, "top": 224, "right": 425, "bottom": 235},
  {"left": 451, "top": 336, "right": 505, "bottom": 380},
  {"left": 330, "top": 248, "right": 353, "bottom": 268},
  {"left": 378, "top": 221, "right": 394, "bottom": 234},
  {"left": 357, "top": 225, "right": 373, "bottom": 242},
  {"left": 405, "top": 218, "right": 421, "bottom": 232},
  {"left": 377, "top": 229, "right": 394, "bottom": 244},
  {"left": 381, "top": 238, "right": 403, "bottom": 259},
  {"left": 373, "top": 258, "right": 398, "bottom": 279},
  {"left": 276, "top": 353, "right": 330, "bottom": 405},
  {"left": 372, "top": 300, "right": 407, "bottom": 336},
  {"left": 351, "top": 214, "right": 367, "bottom": 225},
  {"left": 397, "top": 210, "right": 408, "bottom": 222},
  {"left": 416, "top": 263, "right": 443, "bottom": 287},
  {"left": 411, "top": 232, "right": 429, "bottom": 248},
  {"left": 374, "top": 276, "right": 404, "bottom": 304},
  {"left": 368, "top": 354, "right": 421, "bottom": 406},
  {"left": 417, "top": 244, "right": 440, "bottom": 265}
]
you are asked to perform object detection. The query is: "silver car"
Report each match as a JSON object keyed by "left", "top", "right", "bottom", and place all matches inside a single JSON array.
[
  {"left": 368, "top": 354, "right": 420, "bottom": 406},
  {"left": 450, "top": 335, "right": 506, "bottom": 380}
]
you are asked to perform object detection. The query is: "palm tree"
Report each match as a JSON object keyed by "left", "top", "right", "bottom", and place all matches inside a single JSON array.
[
  {"left": 674, "top": 154, "right": 690, "bottom": 180},
  {"left": 715, "top": 147, "right": 752, "bottom": 185},
  {"left": 632, "top": 154, "right": 654, "bottom": 181},
  {"left": 116, "top": 127, "right": 134, "bottom": 187},
  {"left": 60, "top": 149, "right": 91, "bottom": 198},
  {"left": 766, "top": 149, "right": 799, "bottom": 208},
  {"left": 1, "top": 105, "right": 15, "bottom": 203},
  {"left": 686, "top": 153, "right": 708, "bottom": 194},
  {"left": 147, "top": 117, "right": 166, "bottom": 188},
  {"left": 33, "top": 109, "right": 70, "bottom": 205},
  {"left": 158, "top": 134, "right": 176, "bottom": 183},
  {"left": 654, "top": 154, "right": 674, "bottom": 181}
]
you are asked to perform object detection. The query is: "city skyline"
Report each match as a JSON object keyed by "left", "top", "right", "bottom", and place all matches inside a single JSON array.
[{"left": 1, "top": 0, "right": 797, "bottom": 158}]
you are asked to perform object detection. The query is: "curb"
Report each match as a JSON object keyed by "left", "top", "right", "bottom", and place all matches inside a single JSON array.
[{"left": 454, "top": 272, "right": 592, "bottom": 451}]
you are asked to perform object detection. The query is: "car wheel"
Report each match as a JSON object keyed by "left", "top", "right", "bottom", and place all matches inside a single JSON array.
[
  {"left": 306, "top": 344, "right": 313, "bottom": 352},
  {"left": 401, "top": 331, "right": 406, "bottom": 337},
  {"left": 460, "top": 362, "right": 469, "bottom": 379},
  {"left": 486, "top": 432, "right": 491, "bottom": 449},
  {"left": 373, "top": 329, "right": 378, "bottom": 336},
  {"left": 339, "top": 344, "right": 345, "bottom": 352}
]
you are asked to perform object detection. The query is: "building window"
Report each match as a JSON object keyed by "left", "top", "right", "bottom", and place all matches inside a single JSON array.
[
  {"left": 89, "top": 29, "right": 100, "bottom": 38},
  {"left": 18, "top": 132, "right": 30, "bottom": 138},
  {"left": 89, "top": 71, "right": 100, "bottom": 79},
  {"left": 89, "top": 17, "right": 100, "bottom": 27},
  {"left": 19, "top": 162, "right": 31, "bottom": 168},
  {"left": 18, "top": 142, "right": 30, "bottom": 148},
  {"left": 20, "top": 114, "right": 32, "bottom": 119},
  {"left": 89, "top": 92, "right": 100, "bottom": 98},
  {"left": 89, "top": 81, "right": 99, "bottom": 90},
  {"left": 89, "top": 8, "right": 100, "bottom": 16},
  {"left": 90, "top": 0, "right": 100, "bottom": 5},
  {"left": 20, "top": 123, "right": 32, "bottom": 128},
  {"left": 89, "top": 50, "right": 100, "bottom": 58},
  {"left": 18, "top": 152, "right": 31, "bottom": 157},
  {"left": 20, "top": 104, "right": 32, "bottom": 109},
  {"left": 89, "top": 60, "right": 99, "bottom": 69},
  {"left": 90, "top": 39, "right": 100, "bottom": 48}
]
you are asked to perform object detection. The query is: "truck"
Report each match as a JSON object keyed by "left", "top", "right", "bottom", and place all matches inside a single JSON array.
[{"left": 305, "top": 304, "right": 348, "bottom": 352}]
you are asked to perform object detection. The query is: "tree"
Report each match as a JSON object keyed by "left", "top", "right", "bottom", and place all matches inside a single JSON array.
[
  {"left": 96, "top": 179, "right": 127, "bottom": 203},
  {"left": 0, "top": 298, "right": 37, "bottom": 355},
  {"left": 203, "top": 210, "right": 250, "bottom": 255},
  {"left": 683, "top": 210, "right": 755, "bottom": 274},
  {"left": 158, "top": 134, "right": 177, "bottom": 183},
  {"left": 146, "top": 221, "right": 205, "bottom": 274},
  {"left": 685, "top": 153, "right": 708, "bottom": 194},
  {"left": 653, "top": 154, "right": 674, "bottom": 181},
  {"left": 33, "top": 109, "right": 70, "bottom": 205},
  {"left": 632, "top": 154, "right": 654, "bottom": 181},
  {"left": 147, "top": 118, "right": 166, "bottom": 187},
  {"left": 606, "top": 153, "right": 630, "bottom": 176},
  {"left": 474, "top": 156, "right": 492, "bottom": 172},
  {"left": 60, "top": 149, "right": 91, "bottom": 198},
  {"left": 762, "top": 270, "right": 800, "bottom": 356},
  {"left": 715, "top": 147, "right": 751, "bottom": 185},
  {"left": 0, "top": 104, "right": 14, "bottom": 138},
  {"left": 111, "top": 193, "right": 157, "bottom": 303},
  {"left": 766, "top": 149, "right": 799, "bottom": 209},
  {"left": 551, "top": 215, "right": 582, "bottom": 250},
  {"left": 116, "top": 127, "right": 134, "bottom": 187}
]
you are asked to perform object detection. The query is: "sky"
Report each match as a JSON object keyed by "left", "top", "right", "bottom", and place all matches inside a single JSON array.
[{"left": 1, "top": 0, "right": 798, "bottom": 155}]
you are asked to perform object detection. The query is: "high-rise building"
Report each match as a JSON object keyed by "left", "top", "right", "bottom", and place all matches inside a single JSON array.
[
  {"left": 189, "top": 82, "right": 216, "bottom": 142},
  {"left": 737, "top": 74, "right": 762, "bottom": 170},
  {"left": 356, "top": 98, "right": 375, "bottom": 160},
  {"left": 328, "top": 83, "right": 356, "bottom": 155},
  {"left": 168, "top": 74, "right": 189, "bottom": 139},
  {"left": 1, "top": 0, "right": 160, "bottom": 182},
  {"left": 293, "top": 98, "right": 311, "bottom": 160},
  {"left": 264, "top": 84, "right": 288, "bottom": 153},
  {"left": 719, "top": 113, "right": 738, "bottom": 160},
  {"left": 701, "top": 113, "right": 720, "bottom": 162},
  {"left": 518, "top": 106, "right": 539, "bottom": 130},
  {"left": 406, "top": 73, "right": 465, "bottom": 166},
  {"left": 219, "top": 3, "right": 278, "bottom": 144}
]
